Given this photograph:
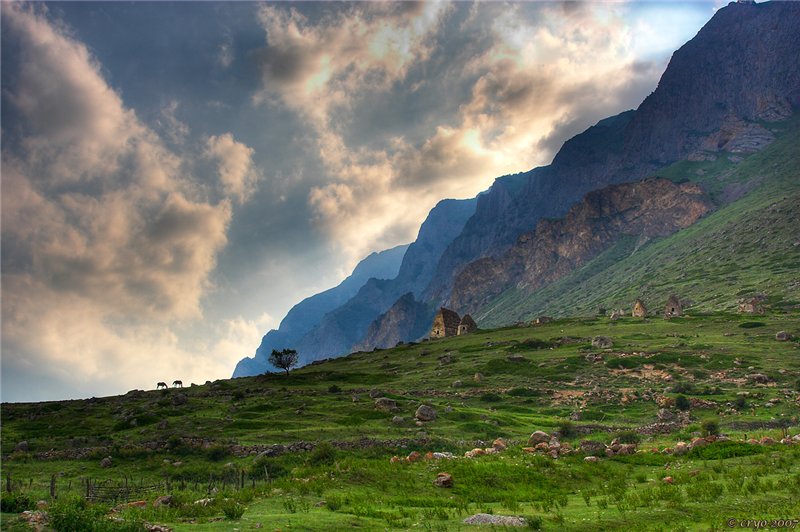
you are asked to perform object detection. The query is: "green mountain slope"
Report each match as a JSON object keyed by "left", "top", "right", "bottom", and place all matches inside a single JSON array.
[{"left": 477, "top": 116, "right": 800, "bottom": 327}]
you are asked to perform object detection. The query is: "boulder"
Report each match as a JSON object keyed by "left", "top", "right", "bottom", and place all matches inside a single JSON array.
[
  {"left": 452, "top": 380, "right": 463, "bottom": 388},
  {"left": 584, "top": 456, "right": 600, "bottom": 463},
  {"left": 374, "top": 397, "right": 399, "bottom": 413},
  {"left": 171, "top": 393, "right": 188, "bottom": 406},
  {"left": 570, "top": 411, "right": 583, "bottom": 421},
  {"left": 464, "top": 448, "right": 485, "bottom": 458},
  {"left": 473, "top": 373, "right": 484, "bottom": 383},
  {"left": 406, "top": 451, "right": 422, "bottom": 462},
  {"left": 14, "top": 440, "right": 29, "bottom": 452},
  {"left": 433, "top": 472, "right": 453, "bottom": 488},
  {"left": 369, "top": 389, "right": 383, "bottom": 398},
  {"left": 528, "top": 430, "right": 550, "bottom": 445},
  {"left": 507, "top": 354, "right": 526, "bottom": 362},
  {"left": 748, "top": 373, "right": 770, "bottom": 384},
  {"left": 759, "top": 436, "right": 775, "bottom": 445},
  {"left": 674, "top": 442, "right": 689, "bottom": 455},
  {"left": 775, "top": 331, "right": 790, "bottom": 341},
  {"left": 391, "top": 415, "right": 404, "bottom": 425},
  {"left": 492, "top": 438, "right": 507, "bottom": 451},
  {"left": 689, "top": 438, "right": 707, "bottom": 449},
  {"left": 153, "top": 495, "right": 173, "bottom": 507},
  {"left": 415, "top": 404, "right": 437, "bottom": 422},
  {"left": 591, "top": 336, "right": 613, "bottom": 349},
  {"left": 100, "top": 456, "right": 113, "bottom": 468},
  {"left": 463, "top": 514, "right": 527, "bottom": 527}
]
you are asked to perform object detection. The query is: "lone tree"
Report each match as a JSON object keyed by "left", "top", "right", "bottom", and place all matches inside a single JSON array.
[{"left": 269, "top": 348, "right": 299, "bottom": 375}]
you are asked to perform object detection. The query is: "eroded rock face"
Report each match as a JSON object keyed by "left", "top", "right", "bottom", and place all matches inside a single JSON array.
[{"left": 450, "top": 179, "right": 713, "bottom": 314}]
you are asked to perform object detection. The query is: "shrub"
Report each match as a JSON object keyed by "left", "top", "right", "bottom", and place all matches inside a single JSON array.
[
  {"left": 207, "top": 445, "right": 230, "bottom": 462},
  {"left": 738, "top": 322, "right": 765, "bottom": 329},
  {"left": 328, "top": 384, "right": 342, "bottom": 393},
  {"left": 221, "top": 499, "right": 245, "bottom": 520},
  {"left": 734, "top": 395, "right": 747, "bottom": 409},
  {"left": 232, "top": 390, "right": 245, "bottom": 401},
  {"left": 480, "top": 392, "right": 503, "bottom": 402},
  {"left": 308, "top": 442, "right": 337, "bottom": 466},
  {"left": 670, "top": 381, "right": 695, "bottom": 394},
  {"left": 701, "top": 419, "right": 720, "bottom": 437},
  {"left": 675, "top": 395, "right": 691, "bottom": 411},
  {"left": 249, "top": 456, "right": 288, "bottom": 480},
  {"left": 556, "top": 420, "right": 577, "bottom": 439},
  {"left": 615, "top": 430, "right": 641, "bottom": 444},
  {"left": 508, "top": 387, "right": 540, "bottom": 397},
  {"left": 1, "top": 491, "right": 34, "bottom": 513}
]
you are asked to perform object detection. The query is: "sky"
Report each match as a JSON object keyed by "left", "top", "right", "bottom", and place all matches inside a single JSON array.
[{"left": 1, "top": 1, "right": 722, "bottom": 403}]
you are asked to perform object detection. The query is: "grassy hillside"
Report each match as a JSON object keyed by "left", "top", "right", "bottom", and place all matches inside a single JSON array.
[
  {"left": 476, "top": 116, "right": 800, "bottom": 327},
  {"left": 2, "top": 312, "right": 799, "bottom": 530}
]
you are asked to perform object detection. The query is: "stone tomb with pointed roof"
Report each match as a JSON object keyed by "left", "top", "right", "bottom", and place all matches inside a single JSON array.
[
  {"left": 664, "top": 295, "right": 683, "bottom": 318},
  {"left": 458, "top": 314, "right": 478, "bottom": 335},
  {"left": 632, "top": 299, "right": 647, "bottom": 318},
  {"left": 430, "top": 307, "right": 461, "bottom": 338}
]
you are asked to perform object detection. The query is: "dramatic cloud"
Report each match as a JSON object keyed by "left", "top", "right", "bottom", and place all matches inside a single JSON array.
[
  {"left": 0, "top": 4, "right": 256, "bottom": 398},
  {"left": 254, "top": 2, "right": 675, "bottom": 269},
  {"left": 204, "top": 133, "right": 261, "bottom": 203}
]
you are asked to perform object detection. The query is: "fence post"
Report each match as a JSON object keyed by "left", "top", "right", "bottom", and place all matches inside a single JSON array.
[
  {"left": 50, "top": 474, "right": 56, "bottom": 499},
  {"left": 240, "top": 469, "right": 245, "bottom": 490},
  {"left": 6, "top": 473, "right": 11, "bottom": 493}
]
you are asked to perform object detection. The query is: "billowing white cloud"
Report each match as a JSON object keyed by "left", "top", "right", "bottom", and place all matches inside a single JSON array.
[
  {"left": 0, "top": 4, "right": 251, "bottom": 398},
  {"left": 255, "top": 2, "right": 673, "bottom": 270},
  {"left": 204, "top": 133, "right": 260, "bottom": 203}
]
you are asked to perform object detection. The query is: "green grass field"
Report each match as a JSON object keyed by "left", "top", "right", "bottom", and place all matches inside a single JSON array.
[{"left": 3, "top": 311, "right": 799, "bottom": 530}]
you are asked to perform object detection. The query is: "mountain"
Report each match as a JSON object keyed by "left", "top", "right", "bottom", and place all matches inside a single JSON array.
[
  {"left": 234, "top": 197, "right": 477, "bottom": 375},
  {"left": 424, "top": 0, "right": 800, "bottom": 303},
  {"left": 475, "top": 113, "right": 800, "bottom": 326},
  {"left": 232, "top": 243, "right": 408, "bottom": 377},
  {"left": 448, "top": 178, "right": 713, "bottom": 315},
  {"left": 352, "top": 293, "right": 433, "bottom": 352}
]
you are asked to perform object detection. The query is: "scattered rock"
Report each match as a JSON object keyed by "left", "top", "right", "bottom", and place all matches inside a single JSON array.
[
  {"left": 529, "top": 431, "right": 550, "bottom": 445},
  {"left": 662, "top": 476, "right": 674, "bottom": 484},
  {"left": 657, "top": 409, "right": 676, "bottom": 422},
  {"left": 492, "top": 438, "right": 507, "bottom": 451},
  {"left": 463, "top": 513, "right": 527, "bottom": 527},
  {"left": 748, "top": 373, "right": 770, "bottom": 384},
  {"left": 391, "top": 415, "right": 404, "bottom": 425},
  {"left": 171, "top": 393, "right": 188, "bottom": 406},
  {"left": 775, "top": 331, "right": 790, "bottom": 341},
  {"left": 464, "top": 448, "right": 485, "bottom": 458},
  {"left": 473, "top": 373, "right": 484, "bottom": 383},
  {"left": 674, "top": 442, "right": 689, "bottom": 455},
  {"left": 591, "top": 336, "right": 613, "bottom": 349},
  {"left": 153, "top": 495, "right": 173, "bottom": 508},
  {"left": 759, "top": 436, "right": 776, "bottom": 445},
  {"left": 374, "top": 397, "right": 399, "bottom": 413},
  {"left": 569, "top": 411, "right": 583, "bottom": 421},
  {"left": 406, "top": 451, "right": 422, "bottom": 462},
  {"left": 689, "top": 438, "right": 707, "bottom": 449},
  {"left": 415, "top": 404, "right": 437, "bottom": 422},
  {"left": 100, "top": 456, "right": 113, "bottom": 468},
  {"left": 452, "top": 380, "right": 463, "bottom": 388},
  {"left": 438, "top": 354, "right": 454, "bottom": 366},
  {"left": 507, "top": 354, "right": 526, "bottom": 362},
  {"left": 157, "top": 420, "right": 169, "bottom": 430},
  {"left": 14, "top": 440, "right": 29, "bottom": 452},
  {"left": 433, "top": 472, "right": 453, "bottom": 488},
  {"left": 579, "top": 440, "right": 606, "bottom": 455},
  {"left": 369, "top": 389, "right": 383, "bottom": 399},
  {"left": 194, "top": 498, "right": 214, "bottom": 506},
  {"left": 390, "top": 456, "right": 401, "bottom": 463},
  {"left": 584, "top": 456, "right": 599, "bottom": 463}
]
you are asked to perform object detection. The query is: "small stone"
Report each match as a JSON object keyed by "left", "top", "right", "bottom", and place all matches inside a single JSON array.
[
  {"left": 674, "top": 442, "right": 689, "bottom": 455},
  {"left": 415, "top": 404, "right": 437, "bottom": 422},
  {"left": 591, "top": 336, "right": 613, "bottom": 349},
  {"left": 100, "top": 456, "right": 113, "bottom": 468},
  {"left": 528, "top": 430, "right": 550, "bottom": 445},
  {"left": 584, "top": 456, "right": 599, "bottom": 463},
  {"left": 374, "top": 397, "right": 399, "bottom": 413},
  {"left": 433, "top": 472, "right": 453, "bottom": 488},
  {"left": 775, "top": 331, "right": 790, "bottom": 341},
  {"left": 463, "top": 514, "right": 527, "bottom": 527},
  {"left": 473, "top": 373, "right": 484, "bottom": 382},
  {"left": 153, "top": 495, "right": 173, "bottom": 507},
  {"left": 391, "top": 415, "right": 404, "bottom": 425},
  {"left": 14, "top": 441, "right": 29, "bottom": 452}
]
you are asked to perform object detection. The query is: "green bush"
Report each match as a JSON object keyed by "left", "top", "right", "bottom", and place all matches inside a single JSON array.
[
  {"left": 1, "top": 491, "right": 35, "bottom": 513},
  {"left": 508, "top": 387, "right": 540, "bottom": 397},
  {"left": 701, "top": 419, "right": 720, "bottom": 437},
  {"left": 615, "top": 430, "right": 641, "bottom": 444},
  {"left": 207, "top": 445, "right": 230, "bottom": 462},
  {"left": 734, "top": 395, "right": 747, "bottom": 409},
  {"left": 49, "top": 495, "right": 137, "bottom": 532},
  {"left": 675, "top": 395, "right": 691, "bottom": 411},
  {"left": 221, "top": 499, "right": 245, "bottom": 520},
  {"left": 328, "top": 384, "right": 342, "bottom": 393},
  {"left": 556, "top": 420, "right": 577, "bottom": 439},
  {"left": 480, "top": 392, "right": 503, "bottom": 402},
  {"left": 308, "top": 442, "right": 337, "bottom": 466},
  {"left": 738, "top": 322, "right": 765, "bottom": 329},
  {"left": 249, "top": 455, "right": 288, "bottom": 480},
  {"left": 670, "top": 381, "right": 695, "bottom": 394}
]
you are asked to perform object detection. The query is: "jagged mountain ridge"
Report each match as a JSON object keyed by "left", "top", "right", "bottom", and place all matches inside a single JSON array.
[
  {"left": 234, "top": 1, "right": 800, "bottom": 376},
  {"left": 352, "top": 293, "right": 434, "bottom": 352},
  {"left": 232, "top": 243, "right": 408, "bottom": 377},
  {"left": 448, "top": 178, "right": 713, "bottom": 315},
  {"left": 233, "top": 198, "right": 476, "bottom": 376},
  {"left": 423, "top": 0, "right": 800, "bottom": 303}
]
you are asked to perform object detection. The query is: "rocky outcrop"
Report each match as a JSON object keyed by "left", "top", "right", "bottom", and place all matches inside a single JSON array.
[
  {"left": 450, "top": 179, "right": 712, "bottom": 314},
  {"left": 353, "top": 293, "right": 433, "bottom": 352},
  {"left": 426, "top": 1, "right": 800, "bottom": 302}
]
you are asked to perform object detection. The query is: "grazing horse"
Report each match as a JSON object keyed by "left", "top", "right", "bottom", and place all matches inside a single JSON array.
[
  {"left": 172, "top": 380, "right": 183, "bottom": 388},
  {"left": 156, "top": 382, "right": 168, "bottom": 389}
]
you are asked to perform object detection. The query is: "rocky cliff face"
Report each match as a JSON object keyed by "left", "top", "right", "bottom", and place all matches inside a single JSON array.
[
  {"left": 233, "top": 244, "right": 408, "bottom": 377},
  {"left": 352, "top": 293, "right": 433, "bottom": 352},
  {"left": 449, "top": 179, "right": 713, "bottom": 314},
  {"left": 426, "top": 0, "right": 800, "bottom": 302}
]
